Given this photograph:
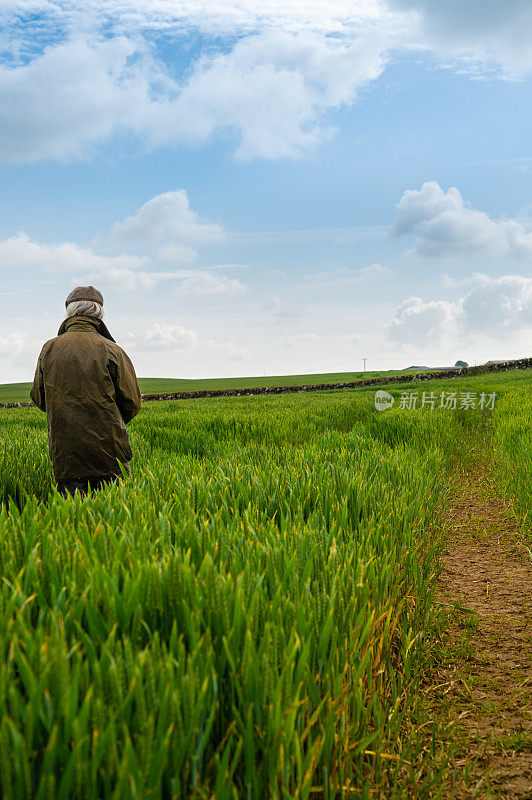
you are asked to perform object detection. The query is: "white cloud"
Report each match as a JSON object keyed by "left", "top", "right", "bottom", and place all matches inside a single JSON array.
[
  {"left": 265, "top": 268, "right": 286, "bottom": 278},
  {"left": 0, "top": 191, "right": 228, "bottom": 289},
  {"left": 386, "top": 0, "right": 532, "bottom": 75},
  {"left": 280, "top": 332, "right": 322, "bottom": 351},
  {"left": 156, "top": 245, "right": 198, "bottom": 265},
  {"left": 0, "top": 231, "right": 197, "bottom": 293},
  {"left": 0, "top": 35, "right": 156, "bottom": 163},
  {"left": 111, "top": 191, "right": 225, "bottom": 261},
  {"left": 206, "top": 263, "right": 249, "bottom": 271},
  {"left": 74, "top": 266, "right": 156, "bottom": 291},
  {"left": 0, "top": 330, "right": 43, "bottom": 383},
  {"left": 461, "top": 274, "right": 532, "bottom": 332},
  {"left": 2, "top": 1, "right": 390, "bottom": 39},
  {"left": 0, "top": 331, "right": 29, "bottom": 358},
  {"left": 0, "top": 231, "right": 147, "bottom": 273},
  {"left": 15, "top": 0, "right": 532, "bottom": 77},
  {"left": 147, "top": 29, "right": 389, "bottom": 161},
  {"left": 388, "top": 296, "right": 461, "bottom": 344},
  {"left": 388, "top": 273, "right": 532, "bottom": 345},
  {"left": 1, "top": 1, "right": 531, "bottom": 166},
  {"left": 393, "top": 181, "right": 532, "bottom": 259},
  {"left": 279, "top": 331, "right": 364, "bottom": 350},
  {"left": 144, "top": 323, "right": 198, "bottom": 350},
  {"left": 305, "top": 262, "right": 390, "bottom": 281},
  {"left": 0, "top": 24, "right": 390, "bottom": 163},
  {"left": 176, "top": 272, "right": 246, "bottom": 297},
  {"left": 209, "top": 340, "right": 252, "bottom": 361},
  {"left": 261, "top": 296, "right": 306, "bottom": 325},
  {"left": 142, "top": 321, "right": 251, "bottom": 361}
]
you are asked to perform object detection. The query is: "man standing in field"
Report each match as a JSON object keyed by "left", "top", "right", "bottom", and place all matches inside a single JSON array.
[{"left": 31, "top": 286, "right": 142, "bottom": 498}]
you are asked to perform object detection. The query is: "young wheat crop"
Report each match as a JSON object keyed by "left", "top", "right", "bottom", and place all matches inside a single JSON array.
[{"left": 0, "top": 370, "right": 529, "bottom": 799}]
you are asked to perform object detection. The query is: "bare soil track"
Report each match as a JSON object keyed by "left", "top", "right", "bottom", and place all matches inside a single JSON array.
[{"left": 435, "top": 469, "right": 532, "bottom": 798}]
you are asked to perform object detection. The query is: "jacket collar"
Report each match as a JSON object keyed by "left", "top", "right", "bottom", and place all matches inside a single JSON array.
[{"left": 57, "top": 315, "right": 116, "bottom": 343}]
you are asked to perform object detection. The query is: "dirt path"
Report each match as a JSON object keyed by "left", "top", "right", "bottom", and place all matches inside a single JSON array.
[{"left": 434, "top": 468, "right": 532, "bottom": 798}]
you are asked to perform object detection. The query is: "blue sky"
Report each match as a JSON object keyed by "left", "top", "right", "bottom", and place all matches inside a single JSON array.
[{"left": 1, "top": 1, "right": 531, "bottom": 381}]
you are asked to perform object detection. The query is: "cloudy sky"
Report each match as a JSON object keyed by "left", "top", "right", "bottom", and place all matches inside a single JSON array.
[{"left": 1, "top": 0, "right": 531, "bottom": 381}]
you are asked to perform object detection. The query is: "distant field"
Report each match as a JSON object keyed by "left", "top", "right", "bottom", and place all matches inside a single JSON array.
[
  {"left": 0, "top": 370, "right": 410, "bottom": 403},
  {"left": 0, "top": 382, "right": 34, "bottom": 403},
  {"left": 137, "top": 370, "right": 410, "bottom": 393}
]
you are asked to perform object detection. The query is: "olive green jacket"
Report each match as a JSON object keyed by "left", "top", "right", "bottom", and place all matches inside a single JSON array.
[{"left": 31, "top": 316, "right": 142, "bottom": 482}]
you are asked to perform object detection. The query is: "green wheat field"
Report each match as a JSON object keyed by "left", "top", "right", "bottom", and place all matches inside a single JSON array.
[{"left": 0, "top": 369, "right": 530, "bottom": 799}]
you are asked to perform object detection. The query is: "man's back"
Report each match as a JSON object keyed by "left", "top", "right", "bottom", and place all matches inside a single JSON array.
[{"left": 31, "top": 315, "right": 141, "bottom": 483}]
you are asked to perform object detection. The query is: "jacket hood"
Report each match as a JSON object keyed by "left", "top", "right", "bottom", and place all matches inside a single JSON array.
[{"left": 57, "top": 315, "right": 116, "bottom": 343}]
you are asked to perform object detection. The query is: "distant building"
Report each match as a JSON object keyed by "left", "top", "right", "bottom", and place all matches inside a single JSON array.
[{"left": 405, "top": 359, "right": 468, "bottom": 372}]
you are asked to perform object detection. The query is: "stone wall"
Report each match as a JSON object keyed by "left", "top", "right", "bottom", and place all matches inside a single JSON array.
[{"left": 2, "top": 356, "right": 530, "bottom": 408}]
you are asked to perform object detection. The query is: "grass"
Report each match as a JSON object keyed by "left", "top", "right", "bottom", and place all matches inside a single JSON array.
[
  {"left": 0, "top": 369, "right": 529, "bottom": 798},
  {"left": 0, "top": 382, "right": 35, "bottom": 403}
]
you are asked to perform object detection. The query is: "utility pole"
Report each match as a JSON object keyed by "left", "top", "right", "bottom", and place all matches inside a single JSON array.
[{"left": 363, "top": 358, "right": 366, "bottom": 372}]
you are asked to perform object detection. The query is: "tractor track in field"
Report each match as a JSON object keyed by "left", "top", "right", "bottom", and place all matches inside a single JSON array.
[{"left": 433, "top": 468, "right": 532, "bottom": 799}]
